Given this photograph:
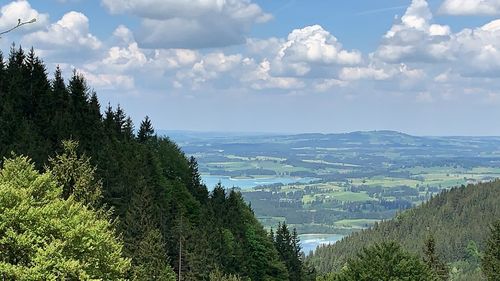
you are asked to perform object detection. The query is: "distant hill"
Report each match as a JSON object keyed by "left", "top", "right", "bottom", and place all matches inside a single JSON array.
[{"left": 308, "top": 180, "right": 500, "bottom": 275}]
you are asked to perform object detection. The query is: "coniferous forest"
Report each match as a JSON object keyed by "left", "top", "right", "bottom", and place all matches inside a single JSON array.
[
  {"left": 0, "top": 46, "right": 313, "bottom": 280},
  {"left": 309, "top": 180, "right": 500, "bottom": 280},
  {"left": 1, "top": 45, "right": 500, "bottom": 280}
]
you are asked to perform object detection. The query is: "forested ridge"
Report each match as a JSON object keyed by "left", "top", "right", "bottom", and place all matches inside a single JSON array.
[
  {"left": 0, "top": 46, "right": 313, "bottom": 280},
  {"left": 2, "top": 45, "right": 500, "bottom": 280},
  {"left": 309, "top": 180, "right": 500, "bottom": 279}
]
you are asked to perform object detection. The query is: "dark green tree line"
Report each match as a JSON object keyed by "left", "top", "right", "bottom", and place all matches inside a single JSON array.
[{"left": 0, "top": 46, "right": 288, "bottom": 280}]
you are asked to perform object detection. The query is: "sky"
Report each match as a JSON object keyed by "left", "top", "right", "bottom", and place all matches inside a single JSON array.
[{"left": 1, "top": 0, "right": 500, "bottom": 136}]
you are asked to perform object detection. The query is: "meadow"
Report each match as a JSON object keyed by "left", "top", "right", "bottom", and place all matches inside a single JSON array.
[{"left": 168, "top": 130, "right": 500, "bottom": 237}]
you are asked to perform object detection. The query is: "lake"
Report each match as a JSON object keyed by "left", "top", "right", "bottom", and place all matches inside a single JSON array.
[
  {"left": 201, "top": 175, "right": 317, "bottom": 190},
  {"left": 299, "top": 233, "right": 344, "bottom": 255}
]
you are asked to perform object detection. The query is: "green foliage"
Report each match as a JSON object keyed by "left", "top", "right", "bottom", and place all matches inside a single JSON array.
[
  {"left": 482, "top": 220, "right": 500, "bottom": 280},
  {"left": 272, "top": 222, "right": 315, "bottom": 281},
  {"left": 132, "top": 229, "right": 176, "bottom": 281},
  {"left": 47, "top": 140, "right": 102, "bottom": 208},
  {"left": 209, "top": 267, "right": 245, "bottom": 281},
  {"left": 0, "top": 47, "right": 290, "bottom": 280},
  {"left": 327, "top": 242, "right": 438, "bottom": 281},
  {"left": 138, "top": 116, "right": 155, "bottom": 143},
  {"left": 0, "top": 156, "right": 130, "bottom": 279},
  {"left": 309, "top": 181, "right": 500, "bottom": 277},
  {"left": 423, "top": 235, "right": 449, "bottom": 280}
]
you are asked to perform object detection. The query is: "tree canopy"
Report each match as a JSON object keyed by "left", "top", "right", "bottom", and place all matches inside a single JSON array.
[
  {"left": 0, "top": 156, "right": 130, "bottom": 279},
  {"left": 309, "top": 180, "right": 500, "bottom": 278},
  {"left": 322, "top": 242, "right": 438, "bottom": 281},
  {"left": 482, "top": 220, "right": 500, "bottom": 280},
  {"left": 0, "top": 46, "right": 289, "bottom": 280}
]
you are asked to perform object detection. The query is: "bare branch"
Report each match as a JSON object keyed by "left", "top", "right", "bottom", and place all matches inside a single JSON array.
[{"left": 0, "top": 18, "right": 37, "bottom": 37}]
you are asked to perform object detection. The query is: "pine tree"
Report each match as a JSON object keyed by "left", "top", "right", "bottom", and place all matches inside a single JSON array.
[
  {"left": 482, "top": 220, "right": 500, "bottom": 280},
  {"left": 103, "top": 103, "right": 115, "bottom": 137},
  {"left": 50, "top": 65, "right": 72, "bottom": 143},
  {"left": 423, "top": 235, "right": 449, "bottom": 280},
  {"left": 114, "top": 104, "right": 127, "bottom": 137},
  {"left": 188, "top": 156, "right": 208, "bottom": 204},
  {"left": 123, "top": 117, "right": 135, "bottom": 140},
  {"left": 333, "top": 242, "right": 439, "bottom": 281},
  {"left": 138, "top": 116, "right": 155, "bottom": 142},
  {"left": 68, "top": 70, "right": 89, "bottom": 125},
  {"left": 47, "top": 140, "right": 102, "bottom": 208},
  {"left": 132, "top": 229, "right": 176, "bottom": 281},
  {"left": 274, "top": 222, "right": 303, "bottom": 281}
]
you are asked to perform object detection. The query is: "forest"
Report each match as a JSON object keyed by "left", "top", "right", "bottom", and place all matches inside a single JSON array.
[
  {"left": 308, "top": 180, "right": 500, "bottom": 280},
  {"left": 1, "top": 46, "right": 500, "bottom": 280},
  {"left": 171, "top": 130, "right": 500, "bottom": 235},
  {"left": 0, "top": 46, "right": 314, "bottom": 280}
]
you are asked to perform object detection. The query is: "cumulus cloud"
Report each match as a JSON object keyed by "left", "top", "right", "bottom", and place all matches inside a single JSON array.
[
  {"left": 451, "top": 20, "right": 500, "bottom": 76},
  {"left": 23, "top": 11, "right": 101, "bottom": 54},
  {"left": 112, "top": 24, "right": 135, "bottom": 45},
  {"left": 371, "top": 0, "right": 500, "bottom": 78},
  {"left": 175, "top": 52, "right": 244, "bottom": 89},
  {"left": 339, "top": 66, "right": 393, "bottom": 81},
  {"left": 243, "top": 59, "right": 305, "bottom": 90},
  {"left": 280, "top": 25, "right": 362, "bottom": 65},
  {"left": 0, "top": 0, "right": 49, "bottom": 33},
  {"left": 440, "top": 0, "right": 500, "bottom": 15},
  {"left": 86, "top": 43, "right": 147, "bottom": 73},
  {"left": 374, "top": 0, "right": 452, "bottom": 63},
  {"left": 80, "top": 70, "right": 135, "bottom": 91},
  {"left": 263, "top": 25, "right": 362, "bottom": 77},
  {"left": 101, "top": 0, "right": 271, "bottom": 49}
]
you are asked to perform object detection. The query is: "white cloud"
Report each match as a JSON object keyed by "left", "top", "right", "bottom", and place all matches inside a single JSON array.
[
  {"left": 80, "top": 70, "right": 135, "bottom": 91},
  {"left": 242, "top": 59, "right": 305, "bottom": 90},
  {"left": 101, "top": 0, "right": 271, "bottom": 49},
  {"left": 339, "top": 66, "right": 393, "bottom": 81},
  {"left": 0, "top": 0, "right": 49, "bottom": 33},
  {"left": 23, "top": 11, "right": 101, "bottom": 54},
  {"left": 279, "top": 25, "right": 361, "bottom": 65},
  {"left": 375, "top": 0, "right": 453, "bottom": 63},
  {"left": 112, "top": 24, "right": 135, "bottom": 45},
  {"left": 246, "top": 37, "right": 283, "bottom": 57},
  {"left": 440, "top": 0, "right": 500, "bottom": 15},
  {"left": 267, "top": 25, "right": 362, "bottom": 77},
  {"left": 152, "top": 49, "right": 200, "bottom": 70},
  {"left": 175, "top": 52, "right": 243, "bottom": 88},
  {"left": 314, "top": 79, "right": 347, "bottom": 92},
  {"left": 451, "top": 20, "right": 500, "bottom": 75},
  {"left": 372, "top": 0, "right": 500, "bottom": 78},
  {"left": 88, "top": 43, "right": 147, "bottom": 73}
]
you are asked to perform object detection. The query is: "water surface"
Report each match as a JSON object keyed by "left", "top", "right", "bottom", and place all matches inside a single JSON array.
[
  {"left": 299, "top": 233, "right": 344, "bottom": 255},
  {"left": 202, "top": 175, "right": 317, "bottom": 190}
]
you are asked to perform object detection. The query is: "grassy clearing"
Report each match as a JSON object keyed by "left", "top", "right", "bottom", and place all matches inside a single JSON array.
[
  {"left": 334, "top": 219, "right": 380, "bottom": 229},
  {"left": 351, "top": 177, "right": 421, "bottom": 188},
  {"left": 329, "top": 191, "right": 374, "bottom": 202}
]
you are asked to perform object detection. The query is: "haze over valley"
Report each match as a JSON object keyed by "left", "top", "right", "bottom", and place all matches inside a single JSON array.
[{"left": 1, "top": 0, "right": 500, "bottom": 280}]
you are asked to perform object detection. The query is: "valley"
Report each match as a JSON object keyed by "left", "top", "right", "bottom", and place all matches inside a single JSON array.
[{"left": 166, "top": 130, "right": 500, "bottom": 253}]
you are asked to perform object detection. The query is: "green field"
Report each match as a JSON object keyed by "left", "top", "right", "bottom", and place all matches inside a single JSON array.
[{"left": 175, "top": 131, "right": 500, "bottom": 236}]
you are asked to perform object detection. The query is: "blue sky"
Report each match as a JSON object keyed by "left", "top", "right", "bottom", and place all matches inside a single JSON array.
[{"left": 2, "top": 0, "right": 500, "bottom": 135}]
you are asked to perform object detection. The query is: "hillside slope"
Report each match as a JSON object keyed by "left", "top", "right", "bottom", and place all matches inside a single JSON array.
[
  {"left": 0, "top": 47, "right": 289, "bottom": 280},
  {"left": 309, "top": 180, "right": 500, "bottom": 274}
]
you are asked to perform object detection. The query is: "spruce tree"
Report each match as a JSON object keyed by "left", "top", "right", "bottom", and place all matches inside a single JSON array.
[
  {"left": 47, "top": 140, "right": 102, "bottom": 208},
  {"left": 423, "top": 235, "right": 449, "bottom": 280},
  {"left": 138, "top": 116, "right": 155, "bottom": 142},
  {"left": 333, "top": 242, "right": 438, "bottom": 281},
  {"left": 132, "top": 229, "right": 176, "bottom": 281},
  {"left": 274, "top": 222, "right": 303, "bottom": 281},
  {"left": 482, "top": 220, "right": 500, "bottom": 280}
]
